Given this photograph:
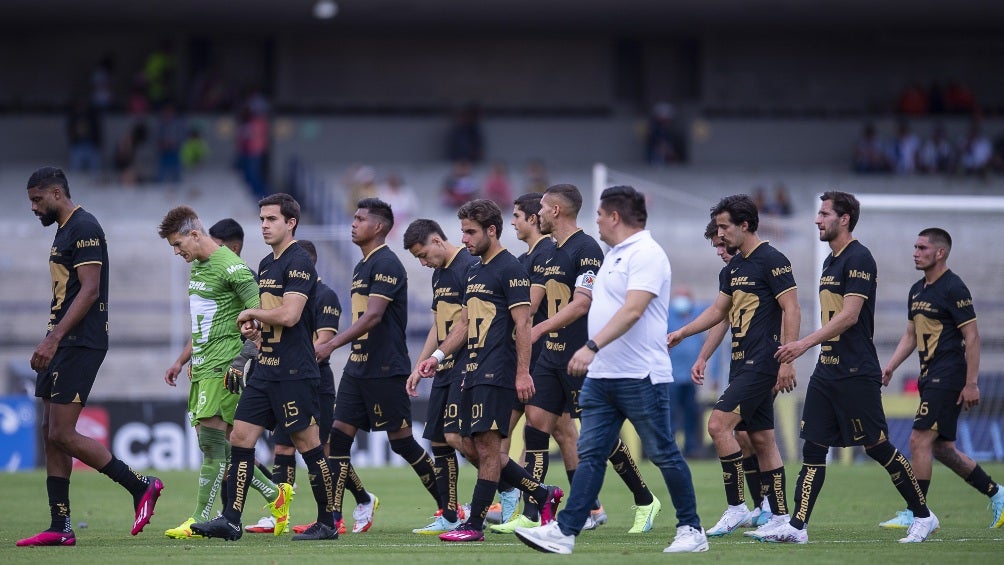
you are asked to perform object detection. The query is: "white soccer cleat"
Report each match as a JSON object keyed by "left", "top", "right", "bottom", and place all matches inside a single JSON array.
[
  {"left": 752, "top": 521, "right": 807, "bottom": 544},
  {"left": 899, "top": 511, "right": 939, "bottom": 543},
  {"left": 352, "top": 492, "right": 379, "bottom": 533},
  {"left": 744, "top": 513, "right": 789, "bottom": 538},
  {"left": 706, "top": 504, "right": 753, "bottom": 537},
  {"left": 513, "top": 521, "right": 575, "bottom": 554},
  {"left": 664, "top": 525, "right": 709, "bottom": 553}
]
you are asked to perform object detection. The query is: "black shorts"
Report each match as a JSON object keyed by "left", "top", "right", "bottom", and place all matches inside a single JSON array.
[
  {"left": 235, "top": 378, "right": 321, "bottom": 436},
  {"left": 334, "top": 373, "right": 412, "bottom": 433},
  {"left": 274, "top": 392, "right": 335, "bottom": 447},
  {"left": 800, "top": 374, "right": 889, "bottom": 447},
  {"left": 423, "top": 380, "right": 463, "bottom": 443},
  {"left": 913, "top": 386, "right": 962, "bottom": 441},
  {"left": 714, "top": 370, "right": 776, "bottom": 432},
  {"left": 526, "top": 362, "right": 585, "bottom": 419},
  {"left": 462, "top": 383, "right": 516, "bottom": 438},
  {"left": 35, "top": 347, "right": 106, "bottom": 406}
]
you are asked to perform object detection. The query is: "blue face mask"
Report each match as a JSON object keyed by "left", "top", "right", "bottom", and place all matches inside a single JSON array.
[{"left": 670, "top": 296, "right": 693, "bottom": 316}]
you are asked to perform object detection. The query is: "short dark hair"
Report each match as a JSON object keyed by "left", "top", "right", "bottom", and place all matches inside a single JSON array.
[
  {"left": 711, "top": 194, "right": 759, "bottom": 233},
  {"left": 403, "top": 219, "right": 447, "bottom": 249},
  {"left": 358, "top": 197, "right": 394, "bottom": 234},
  {"left": 820, "top": 191, "right": 860, "bottom": 232},
  {"left": 158, "top": 205, "right": 203, "bottom": 239},
  {"left": 258, "top": 193, "right": 301, "bottom": 234},
  {"left": 599, "top": 185, "right": 647, "bottom": 228},
  {"left": 458, "top": 198, "right": 503, "bottom": 237},
  {"left": 543, "top": 184, "right": 582, "bottom": 216},
  {"left": 27, "top": 166, "right": 71, "bottom": 198},
  {"left": 919, "top": 227, "right": 952, "bottom": 251},
  {"left": 209, "top": 218, "right": 244, "bottom": 245},
  {"left": 514, "top": 192, "right": 543, "bottom": 219},
  {"left": 297, "top": 239, "right": 318, "bottom": 264},
  {"left": 704, "top": 219, "right": 718, "bottom": 240}
]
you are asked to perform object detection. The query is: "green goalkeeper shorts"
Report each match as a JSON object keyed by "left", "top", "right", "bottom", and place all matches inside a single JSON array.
[{"left": 188, "top": 377, "right": 239, "bottom": 426}]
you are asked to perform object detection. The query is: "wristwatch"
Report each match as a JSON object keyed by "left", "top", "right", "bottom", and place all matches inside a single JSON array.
[{"left": 585, "top": 339, "right": 599, "bottom": 353}]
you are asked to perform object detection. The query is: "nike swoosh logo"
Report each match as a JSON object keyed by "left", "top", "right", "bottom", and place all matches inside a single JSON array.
[
  {"left": 284, "top": 420, "right": 299, "bottom": 428},
  {"left": 374, "top": 421, "right": 388, "bottom": 428},
  {"left": 853, "top": 434, "right": 866, "bottom": 441},
  {"left": 731, "top": 268, "right": 739, "bottom": 273},
  {"left": 545, "top": 257, "right": 554, "bottom": 264},
  {"left": 912, "top": 294, "right": 919, "bottom": 299},
  {"left": 468, "top": 275, "right": 476, "bottom": 282},
  {"left": 471, "top": 419, "right": 481, "bottom": 427}
]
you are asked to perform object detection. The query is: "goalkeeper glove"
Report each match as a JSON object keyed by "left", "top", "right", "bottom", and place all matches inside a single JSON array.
[{"left": 225, "top": 339, "right": 258, "bottom": 394}]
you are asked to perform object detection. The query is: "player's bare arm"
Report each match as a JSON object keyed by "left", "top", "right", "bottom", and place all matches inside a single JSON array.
[
  {"left": 775, "top": 294, "right": 866, "bottom": 364},
  {"left": 31, "top": 262, "right": 101, "bottom": 372},
  {"left": 775, "top": 288, "right": 801, "bottom": 393},
  {"left": 417, "top": 308, "right": 469, "bottom": 377},
  {"left": 667, "top": 292, "right": 730, "bottom": 349},
  {"left": 165, "top": 339, "right": 193, "bottom": 387},
  {"left": 315, "top": 294, "right": 390, "bottom": 360},
  {"left": 692, "top": 319, "right": 729, "bottom": 386},
  {"left": 958, "top": 321, "right": 981, "bottom": 410},
  {"left": 531, "top": 287, "right": 592, "bottom": 344},
  {"left": 881, "top": 321, "right": 917, "bottom": 386},
  {"left": 511, "top": 303, "right": 535, "bottom": 403},
  {"left": 407, "top": 325, "right": 439, "bottom": 397}
]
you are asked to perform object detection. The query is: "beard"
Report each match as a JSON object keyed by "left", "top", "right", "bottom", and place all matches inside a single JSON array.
[
  {"left": 818, "top": 224, "right": 838, "bottom": 242},
  {"left": 37, "top": 210, "right": 59, "bottom": 226}
]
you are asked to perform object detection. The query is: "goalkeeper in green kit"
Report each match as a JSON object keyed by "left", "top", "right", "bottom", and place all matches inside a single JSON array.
[{"left": 158, "top": 206, "right": 293, "bottom": 539}]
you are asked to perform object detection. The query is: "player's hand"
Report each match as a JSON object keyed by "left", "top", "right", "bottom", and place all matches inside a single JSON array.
[
  {"left": 406, "top": 370, "right": 423, "bottom": 398},
  {"left": 224, "top": 339, "right": 258, "bottom": 394},
  {"left": 417, "top": 356, "right": 440, "bottom": 377},
  {"left": 515, "top": 371, "right": 535, "bottom": 403},
  {"left": 314, "top": 340, "right": 335, "bottom": 362},
  {"left": 165, "top": 363, "right": 183, "bottom": 387},
  {"left": 691, "top": 358, "right": 707, "bottom": 386},
  {"left": 775, "top": 363, "right": 796, "bottom": 394},
  {"left": 30, "top": 334, "right": 60, "bottom": 372},
  {"left": 958, "top": 382, "right": 980, "bottom": 410},
  {"left": 239, "top": 319, "right": 261, "bottom": 341},
  {"left": 666, "top": 331, "right": 683, "bottom": 349},
  {"left": 774, "top": 340, "right": 809, "bottom": 365},
  {"left": 567, "top": 346, "right": 594, "bottom": 377},
  {"left": 881, "top": 367, "right": 895, "bottom": 387}
]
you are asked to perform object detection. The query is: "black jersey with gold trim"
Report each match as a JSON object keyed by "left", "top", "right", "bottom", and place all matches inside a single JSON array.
[
  {"left": 313, "top": 279, "right": 342, "bottom": 394},
  {"left": 908, "top": 269, "right": 976, "bottom": 390},
  {"left": 431, "top": 248, "right": 479, "bottom": 387},
  {"left": 538, "top": 230, "right": 603, "bottom": 368},
  {"left": 815, "top": 239, "right": 880, "bottom": 380},
  {"left": 519, "top": 236, "right": 554, "bottom": 367},
  {"left": 255, "top": 242, "right": 319, "bottom": 381},
  {"left": 48, "top": 207, "right": 109, "bottom": 350},
  {"left": 718, "top": 241, "right": 796, "bottom": 377},
  {"left": 345, "top": 244, "right": 410, "bottom": 379},
  {"left": 462, "top": 248, "right": 530, "bottom": 389}
]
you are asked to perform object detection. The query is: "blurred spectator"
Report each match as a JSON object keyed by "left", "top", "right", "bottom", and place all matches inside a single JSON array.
[
  {"left": 236, "top": 101, "right": 270, "bottom": 199},
  {"left": 347, "top": 165, "right": 378, "bottom": 207},
  {"left": 853, "top": 122, "right": 890, "bottom": 173},
  {"left": 917, "top": 124, "right": 955, "bottom": 174},
  {"left": 772, "top": 184, "right": 793, "bottom": 217},
  {"left": 888, "top": 121, "right": 921, "bottom": 174},
  {"left": 945, "top": 79, "right": 977, "bottom": 114},
  {"left": 524, "top": 158, "right": 549, "bottom": 193},
  {"left": 91, "top": 54, "right": 116, "bottom": 111},
  {"left": 897, "top": 82, "right": 928, "bottom": 116},
  {"left": 441, "top": 160, "right": 478, "bottom": 208},
  {"left": 645, "top": 101, "right": 685, "bottom": 165},
  {"left": 143, "top": 40, "right": 176, "bottom": 109},
  {"left": 752, "top": 186, "right": 769, "bottom": 213},
  {"left": 188, "top": 65, "right": 230, "bottom": 112},
  {"left": 66, "top": 99, "right": 103, "bottom": 173},
  {"left": 181, "top": 127, "right": 210, "bottom": 169},
  {"left": 113, "top": 121, "right": 148, "bottom": 185},
  {"left": 446, "top": 103, "right": 484, "bottom": 163},
  {"left": 958, "top": 122, "right": 992, "bottom": 177},
  {"left": 666, "top": 286, "right": 706, "bottom": 458},
  {"left": 377, "top": 172, "right": 417, "bottom": 236},
  {"left": 992, "top": 132, "right": 1004, "bottom": 174},
  {"left": 481, "top": 161, "right": 513, "bottom": 210},
  {"left": 155, "top": 103, "right": 184, "bottom": 183}
]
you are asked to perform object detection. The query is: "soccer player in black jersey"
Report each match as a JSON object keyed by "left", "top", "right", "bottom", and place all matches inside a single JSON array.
[
  {"left": 192, "top": 193, "right": 337, "bottom": 541},
  {"left": 879, "top": 228, "right": 1003, "bottom": 530},
  {"left": 209, "top": 218, "right": 246, "bottom": 256},
  {"left": 668, "top": 194, "right": 797, "bottom": 538},
  {"left": 771, "top": 191, "right": 936, "bottom": 544},
  {"left": 690, "top": 219, "right": 772, "bottom": 528},
  {"left": 19, "top": 167, "right": 163, "bottom": 547},
  {"left": 498, "top": 185, "right": 655, "bottom": 535},
  {"left": 404, "top": 219, "right": 480, "bottom": 533},
  {"left": 314, "top": 198, "right": 441, "bottom": 534},
  {"left": 416, "top": 199, "right": 564, "bottom": 542}
]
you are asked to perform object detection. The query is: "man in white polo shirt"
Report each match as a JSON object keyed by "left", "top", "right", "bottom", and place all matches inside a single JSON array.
[{"left": 514, "top": 185, "right": 708, "bottom": 555}]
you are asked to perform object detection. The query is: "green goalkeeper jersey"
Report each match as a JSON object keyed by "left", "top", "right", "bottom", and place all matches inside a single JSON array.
[{"left": 189, "top": 245, "right": 260, "bottom": 381}]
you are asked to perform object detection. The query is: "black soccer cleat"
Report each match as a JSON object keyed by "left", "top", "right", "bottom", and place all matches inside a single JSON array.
[
  {"left": 292, "top": 521, "right": 339, "bottom": 541},
  {"left": 191, "top": 516, "right": 243, "bottom": 541}
]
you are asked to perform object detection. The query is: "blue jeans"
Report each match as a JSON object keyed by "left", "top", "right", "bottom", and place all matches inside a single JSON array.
[{"left": 557, "top": 377, "right": 700, "bottom": 536}]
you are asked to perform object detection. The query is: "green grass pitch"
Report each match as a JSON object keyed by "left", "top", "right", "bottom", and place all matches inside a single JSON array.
[{"left": 3, "top": 460, "right": 1003, "bottom": 564}]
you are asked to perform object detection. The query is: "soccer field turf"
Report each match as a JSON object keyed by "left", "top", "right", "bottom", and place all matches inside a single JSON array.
[{"left": 4, "top": 460, "right": 1002, "bottom": 564}]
